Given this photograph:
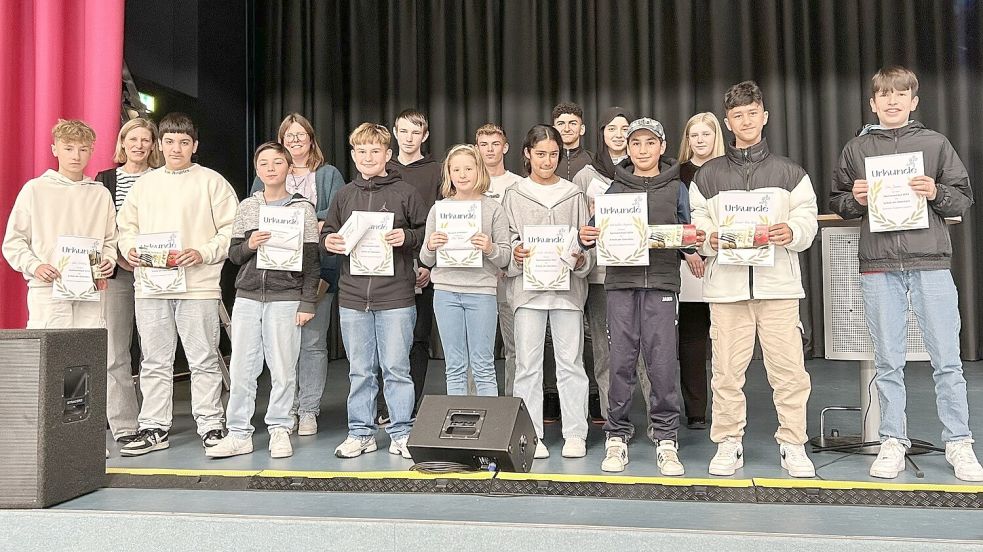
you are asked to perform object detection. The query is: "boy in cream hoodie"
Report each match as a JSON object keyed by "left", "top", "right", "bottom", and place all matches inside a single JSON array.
[
  {"left": 116, "top": 112, "right": 239, "bottom": 456},
  {"left": 3, "top": 119, "right": 118, "bottom": 328}
]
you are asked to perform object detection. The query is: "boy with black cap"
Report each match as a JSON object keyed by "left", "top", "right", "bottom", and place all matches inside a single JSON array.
[{"left": 580, "top": 117, "right": 705, "bottom": 475}]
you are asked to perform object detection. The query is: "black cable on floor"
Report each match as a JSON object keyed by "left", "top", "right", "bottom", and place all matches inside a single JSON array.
[{"left": 409, "top": 461, "right": 481, "bottom": 474}]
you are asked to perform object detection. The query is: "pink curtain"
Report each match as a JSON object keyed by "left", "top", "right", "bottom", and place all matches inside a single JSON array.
[{"left": 0, "top": 0, "right": 124, "bottom": 328}]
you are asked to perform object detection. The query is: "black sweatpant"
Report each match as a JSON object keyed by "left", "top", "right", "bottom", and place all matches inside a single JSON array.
[{"left": 678, "top": 301, "right": 710, "bottom": 419}]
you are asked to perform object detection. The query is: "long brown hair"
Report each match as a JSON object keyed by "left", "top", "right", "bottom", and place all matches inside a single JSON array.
[{"left": 277, "top": 113, "right": 325, "bottom": 170}]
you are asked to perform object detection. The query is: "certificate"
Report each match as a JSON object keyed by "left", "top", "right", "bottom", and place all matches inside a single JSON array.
[
  {"left": 717, "top": 190, "right": 775, "bottom": 267},
  {"left": 865, "top": 152, "right": 928, "bottom": 232},
  {"left": 585, "top": 178, "right": 610, "bottom": 201},
  {"left": 648, "top": 224, "right": 698, "bottom": 249},
  {"left": 338, "top": 212, "right": 370, "bottom": 255},
  {"left": 522, "top": 225, "right": 571, "bottom": 291},
  {"left": 135, "top": 232, "right": 187, "bottom": 294},
  {"left": 349, "top": 211, "right": 395, "bottom": 276},
  {"left": 594, "top": 193, "right": 649, "bottom": 266},
  {"left": 257, "top": 206, "right": 304, "bottom": 271},
  {"left": 435, "top": 200, "right": 482, "bottom": 268},
  {"left": 52, "top": 236, "right": 102, "bottom": 301}
]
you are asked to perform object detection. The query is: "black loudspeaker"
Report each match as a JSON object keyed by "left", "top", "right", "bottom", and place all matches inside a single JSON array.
[
  {"left": 407, "top": 395, "right": 537, "bottom": 472},
  {"left": 0, "top": 329, "right": 107, "bottom": 508}
]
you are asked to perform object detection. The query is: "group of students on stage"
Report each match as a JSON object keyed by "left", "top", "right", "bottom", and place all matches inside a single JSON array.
[{"left": 3, "top": 66, "right": 981, "bottom": 481}]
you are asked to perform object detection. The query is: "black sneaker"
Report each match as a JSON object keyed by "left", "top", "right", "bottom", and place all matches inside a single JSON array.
[
  {"left": 116, "top": 433, "right": 142, "bottom": 445},
  {"left": 119, "top": 428, "right": 169, "bottom": 457},
  {"left": 687, "top": 417, "right": 707, "bottom": 430},
  {"left": 202, "top": 429, "right": 226, "bottom": 448},
  {"left": 543, "top": 393, "right": 561, "bottom": 423},
  {"left": 588, "top": 393, "right": 605, "bottom": 424}
]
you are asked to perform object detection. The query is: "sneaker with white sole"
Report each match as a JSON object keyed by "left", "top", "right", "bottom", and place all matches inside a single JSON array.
[
  {"left": 561, "top": 437, "right": 586, "bottom": 458},
  {"left": 945, "top": 439, "right": 983, "bottom": 482},
  {"left": 601, "top": 437, "right": 629, "bottom": 472},
  {"left": 869, "top": 438, "right": 906, "bottom": 479},
  {"left": 779, "top": 442, "right": 815, "bottom": 478},
  {"left": 297, "top": 413, "right": 318, "bottom": 436},
  {"left": 335, "top": 435, "right": 378, "bottom": 458},
  {"left": 708, "top": 437, "right": 743, "bottom": 476},
  {"left": 205, "top": 434, "right": 254, "bottom": 458},
  {"left": 202, "top": 429, "right": 226, "bottom": 448},
  {"left": 269, "top": 428, "right": 293, "bottom": 459},
  {"left": 657, "top": 440, "right": 685, "bottom": 476},
  {"left": 534, "top": 440, "right": 550, "bottom": 459},
  {"left": 119, "top": 428, "right": 169, "bottom": 457},
  {"left": 389, "top": 436, "right": 412, "bottom": 460}
]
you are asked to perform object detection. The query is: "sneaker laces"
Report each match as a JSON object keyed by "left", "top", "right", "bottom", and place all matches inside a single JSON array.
[
  {"left": 658, "top": 444, "right": 679, "bottom": 463},
  {"left": 949, "top": 440, "right": 980, "bottom": 464},
  {"left": 605, "top": 440, "right": 626, "bottom": 460},
  {"left": 715, "top": 439, "right": 740, "bottom": 460}
]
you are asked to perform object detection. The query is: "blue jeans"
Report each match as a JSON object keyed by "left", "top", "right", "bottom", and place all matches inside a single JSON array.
[
  {"left": 861, "top": 269, "right": 972, "bottom": 446},
  {"left": 226, "top": 298, "right": 300, "bottom": 438},
  {"left": 433, "top": 290, "right": 499, "bottom": 396},
  {"left": 294, "top": 291, "right": 334, "bottom": 415},
  {"left": 339, "top": 306, "right": 416, "bottom": 439}
]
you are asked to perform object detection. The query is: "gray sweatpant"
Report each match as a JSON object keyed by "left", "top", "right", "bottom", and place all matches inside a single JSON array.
[{"left": 602, "top": 288, "right": 681, "bottom": 442}]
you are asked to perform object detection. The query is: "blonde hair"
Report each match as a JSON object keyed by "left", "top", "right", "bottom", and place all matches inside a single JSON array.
[
  {"left": 441, "top": 144, "right": 490, "bottom": 197},
  {"left": 277, "top": 113, "right": 325, "bottom": 169},
  {"left": 349, "top": 123, "right": 392, "bottom": 148},
  {"left": 52, "top": 119, "right": 96, "bottom": 146},
  {"left": 113, "top": 118, "right": 163, "bottom": 167},
  {"left": 871, "top": 66, "right": 919, "bottom": 97},
  {"left": 677, "top": 112, "right": 725, "bottom": 163},
  {"left": 475, "top": 123, "right": 508, "bottom": 143}
]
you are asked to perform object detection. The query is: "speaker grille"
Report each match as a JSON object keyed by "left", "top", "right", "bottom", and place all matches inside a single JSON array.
[
  {"left": 0, "top": 339, "right": 40, "bottom": 506},
  {"left": 822, "top": 227, "right": 929, "bottom": 361}
]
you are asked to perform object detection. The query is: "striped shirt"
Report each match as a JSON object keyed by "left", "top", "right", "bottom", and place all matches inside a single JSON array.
[{"left": 115, "top": 168, "right": 148, "bottom": 212}]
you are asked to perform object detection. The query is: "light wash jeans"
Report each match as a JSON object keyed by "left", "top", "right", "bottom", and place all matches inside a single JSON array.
[
  {"left": 339, "top": 306, "right": 416, "bottom": 439},
  {"left": 226, "top": 298, "right": 301, "bottom": 438},
  {"left": 104, "top": 270, "right": 140, "bottom": 438},
  {"left": 134, "top": 298, "right": 225, "bottom": 436},
  {"left": 434, "top": 290, "right": 499, "bottom": 396},
  {"left": 513, "top": 307, "right": 589, "bottom": 440},
  {"left": 294, "top": 291, "right": 334, "bottom": 415},
  {"left": 861, "top": 269, "right": 972, "bottom": 446}
]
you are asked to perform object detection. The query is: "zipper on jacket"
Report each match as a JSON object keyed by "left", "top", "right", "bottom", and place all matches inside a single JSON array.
[
  {"left": 893, "top": 129, "right": 904, "bottom": 271},
  {"left": 261, "top": 270, "right": 267, "bottom": 303},
  {"left": 566, "top": 149, "right": 572, "bottom": 181},
  {"left": 364, "top": 189, "right": 375, "bottom": 311},
  {"left": 742, "top": 148, "right": 755, "bottom": 300}
]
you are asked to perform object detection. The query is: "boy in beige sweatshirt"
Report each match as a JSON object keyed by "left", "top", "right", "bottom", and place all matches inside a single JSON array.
[
  {"left": 116, "top": 112, "right": 239, "bottom": 456},
  {"left": 2, "top": 119, "right": 117, "bottom": 328}
]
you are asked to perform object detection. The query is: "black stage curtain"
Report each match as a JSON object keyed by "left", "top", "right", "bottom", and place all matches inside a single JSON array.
[{"left": 253, "top": 0, "right": 982, "bottom": 360}]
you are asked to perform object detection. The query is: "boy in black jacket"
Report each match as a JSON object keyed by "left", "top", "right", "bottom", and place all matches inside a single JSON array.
[
  {"left": 580, "top": 118, "right": 704, "bottom": 475},
  {"left": 829, "top": 66, "right": 981, "bottom": 481},
  {"left": 322, "top": 123, "right": 428, "bottom": 460}
]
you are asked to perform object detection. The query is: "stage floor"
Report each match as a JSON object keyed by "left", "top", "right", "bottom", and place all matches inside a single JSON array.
[{"left": 99, "top": 358, "right": 983, "bottom": 514}]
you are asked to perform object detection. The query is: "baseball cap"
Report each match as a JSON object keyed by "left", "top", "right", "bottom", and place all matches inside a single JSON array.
[{"left": 626, "top": 117, "right": 666, "bottom": 141}]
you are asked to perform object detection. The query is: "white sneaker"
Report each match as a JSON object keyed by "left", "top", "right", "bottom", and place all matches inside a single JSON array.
[
  {"left": 869, "top": 438, "right": 906, "bottom": 479},
  {"left": 657, "top": 440, "right": 685, "bottom": 476},
  {"left": 205, "top": 434, "right": 254, "bottom": 458},
  {"left": 334, "top": 435, "right": 378, "bottom": 458},
  {"left": 534, "top": 440, "right": 550, "bottom": 459},
  {"left": 945, "top": 439, "right": 983, "bottom": 482},
  {"left": 389, "top": 436, "right": 412, "bottom": 460},
  {"left": 779, "top": 442, "right": 815, "bottom": 478},
  {"left": 297, "top": 413, "right": 318, "bottom": 436},
  {"left": 708, "top": 437, "right": 744, "bottom": 476},
  {"left": 269, "top": 428, "right": 293, "bottom": 459},
  {"left": 561, "top": 437, "right": 587, "bottom": 458},
  {"left": 601, "top": 437, "right": 628, "bottom": 472}
]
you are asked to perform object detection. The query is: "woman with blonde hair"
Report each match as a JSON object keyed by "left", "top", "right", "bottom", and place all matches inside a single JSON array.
[
  {"left": 251, "top": 113, "right": 345, "bottom": 436},
  {"left": 95, "top": 117, "right": 163, "bottom": 453},
  {"left": 419, "top": 144, "right": 512, "bottom": 396},
  {"left": 675, "top": 112, "right": 725, "bottom": 430}
]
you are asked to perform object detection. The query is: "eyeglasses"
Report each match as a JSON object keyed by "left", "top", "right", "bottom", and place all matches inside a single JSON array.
[{"left": 284, "top": 132, "right": 309, "bottom": 141}]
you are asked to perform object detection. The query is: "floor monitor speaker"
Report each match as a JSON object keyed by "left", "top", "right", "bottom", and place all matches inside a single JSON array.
[
  {"left": 0, "top": 329, "right": 107, "bottom": 508},
  {"left": 407, "top": 395, "right": 536, "bottom": 472}
]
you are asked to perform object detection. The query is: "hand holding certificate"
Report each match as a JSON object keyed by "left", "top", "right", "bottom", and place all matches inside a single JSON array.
[
  {"left": 522, "top": 225, "right": 571, "bottom": 291},
  {"left": 257, "top": 206, "right": 304, "bottom": 271},
  {"left": 865, "top": 152, "right": 928, "bottom": 232},
  {"left": 717, "top": 191, "right": 776, "bottom": 267},
  {"left": 435, "top": 200, "right": 482, "bottom": 268},
  {"left": 52, "top": 236, "right": 102, "bottom": 301},
  {"left": 594, "top": 193, "right": 649, "bottom": 266},
  {"left": 135, "top": 232, "right": 187, "bottom": 293},
  {"left": 349, "top": 211, "right": 395, "bottom": 276}
]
